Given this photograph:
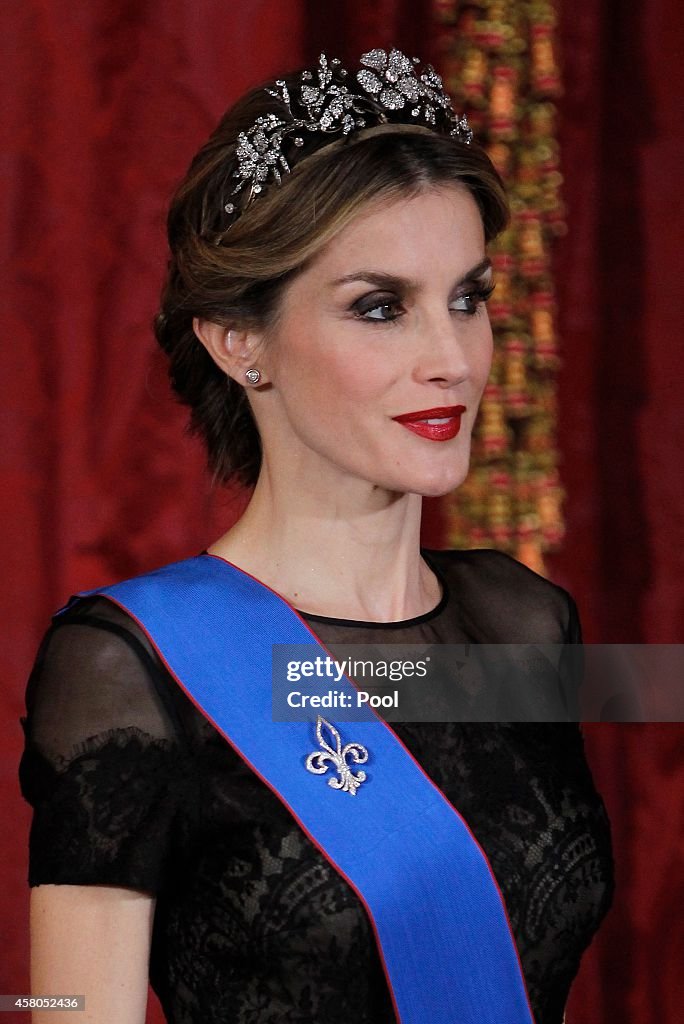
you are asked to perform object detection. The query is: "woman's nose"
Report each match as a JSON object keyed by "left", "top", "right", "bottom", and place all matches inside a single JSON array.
[{"left": 412, "top": 314, "right": 476, "bottom": 386}]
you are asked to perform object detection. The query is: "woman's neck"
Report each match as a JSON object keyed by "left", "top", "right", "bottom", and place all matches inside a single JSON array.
[{"left": 207, "top": 473, "right": 439, "bottom": 623}]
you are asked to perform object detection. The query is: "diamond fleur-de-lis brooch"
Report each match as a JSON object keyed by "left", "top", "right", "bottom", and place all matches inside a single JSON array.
[{"left": 305, "top": 715, "right": 369, "bottom": 796}]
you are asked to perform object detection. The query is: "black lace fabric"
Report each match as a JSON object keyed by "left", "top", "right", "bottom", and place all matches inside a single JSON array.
[{"left": 19, "top": 549, "right": 614, "bottom": 1024}]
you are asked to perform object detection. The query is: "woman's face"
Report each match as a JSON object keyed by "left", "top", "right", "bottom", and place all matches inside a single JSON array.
[{"left": 254, "top": 184, "right": 494, "bottom": 498}]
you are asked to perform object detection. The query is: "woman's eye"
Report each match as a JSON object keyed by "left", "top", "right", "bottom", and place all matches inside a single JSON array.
[
  {"left": 451, "top": 284, "right": 495, "bottom": 316},
  {"left": 364, "top": 303, "right": 401, "bottom": 321},
  {"left": 355, "top": 297, "right": 403, "bottom": 322}
]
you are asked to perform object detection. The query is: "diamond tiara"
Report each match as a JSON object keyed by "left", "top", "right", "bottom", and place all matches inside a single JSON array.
[{"left": 222, "top": 48, "right": 473, "bottom": 226}]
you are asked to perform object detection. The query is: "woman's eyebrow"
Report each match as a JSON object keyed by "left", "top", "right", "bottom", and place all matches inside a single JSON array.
[
  {"left": 330, "top": 257, "right": 492, "bottom": 291},
  {"left": 462, "top": 257, "right": 493, "bottom": 281}
]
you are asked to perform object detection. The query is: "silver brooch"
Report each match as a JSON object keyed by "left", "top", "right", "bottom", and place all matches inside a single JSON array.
[
  {"left": 305, "top": 715, "right": 369, "bottom": 796},
  {"left": 223, "top": 49, "right": 473, "bottom": 225}
]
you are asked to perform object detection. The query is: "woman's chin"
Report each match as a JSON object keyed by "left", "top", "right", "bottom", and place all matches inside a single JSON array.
[
  {"left": 417, "top": 478, "right": 468, "bottom": 498},
  {"left": 398, "top": 461, "right": 471, "bottom": 498}
]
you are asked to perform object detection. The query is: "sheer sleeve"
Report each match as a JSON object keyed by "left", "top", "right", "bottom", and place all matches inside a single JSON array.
[
  {"left": 19, "top": 597, "right": 198, "bottom": 894},
  {"left": 555, "top": 589, "right": 584, "bottom": 719}
]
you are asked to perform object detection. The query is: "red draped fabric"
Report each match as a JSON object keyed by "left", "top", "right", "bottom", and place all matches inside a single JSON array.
[
  {"left": 551, "top": 1, "right": 684, "bottom": 1020},
  {"left": 1, "top": 2, "right": 682, "bottom": 1022}
]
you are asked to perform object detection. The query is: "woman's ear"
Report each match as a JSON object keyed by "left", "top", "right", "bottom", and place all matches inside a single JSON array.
[{"left": 192, "top": 319, "right": 266, "bottom": 385}]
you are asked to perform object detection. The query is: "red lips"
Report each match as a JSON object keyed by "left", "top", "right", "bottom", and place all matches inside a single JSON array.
[
  {"left": 392, "top": 405, "right": 466, "bottom": 423},
  {"left": 392, "top": 405, "right": 467, "bottom": 442}
]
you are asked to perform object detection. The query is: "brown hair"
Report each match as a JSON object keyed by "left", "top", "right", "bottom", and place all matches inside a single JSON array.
[{"left": 155, "top": 72, "right": 509, "bottom": 488}]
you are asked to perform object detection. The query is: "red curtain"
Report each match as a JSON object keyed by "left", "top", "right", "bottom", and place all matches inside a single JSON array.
[
  {"left": 551, "top": 1, "right": 684, "bottom": 1020},
  {"left": 2, "top": 3, "right": 682, "bottom": 1022}
]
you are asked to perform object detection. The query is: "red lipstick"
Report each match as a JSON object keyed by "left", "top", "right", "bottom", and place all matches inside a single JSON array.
[{"left": 392, "top": 405, "right": 467, "bottom": 441}]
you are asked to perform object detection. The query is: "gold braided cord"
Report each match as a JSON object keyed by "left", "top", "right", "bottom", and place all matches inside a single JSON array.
[{"left": 433, "top": 0, "right": 565, "bottom": 574}]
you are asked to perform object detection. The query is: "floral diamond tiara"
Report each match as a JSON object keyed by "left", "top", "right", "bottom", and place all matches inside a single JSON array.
[{"left": 222, "top": 48, "right": 473, "bottom": 226}]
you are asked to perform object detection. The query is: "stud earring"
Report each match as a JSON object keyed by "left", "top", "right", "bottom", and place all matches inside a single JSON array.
[{"left": 245, "top": 368, "right": 261, "bottom": 385}]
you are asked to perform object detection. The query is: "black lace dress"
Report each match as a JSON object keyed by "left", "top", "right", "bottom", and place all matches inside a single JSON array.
[{"left": 19, "top": 548, "right": 614, "bottom": 1024}]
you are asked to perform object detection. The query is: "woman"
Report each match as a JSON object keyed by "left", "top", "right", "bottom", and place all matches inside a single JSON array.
[{"left": 20, "top": 49, "right": 614, "bottom": 1024}]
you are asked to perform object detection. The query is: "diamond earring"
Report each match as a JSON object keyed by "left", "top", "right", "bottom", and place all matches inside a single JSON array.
[{"left": 245, "top": 368, "right": 261, "bottom": 385}]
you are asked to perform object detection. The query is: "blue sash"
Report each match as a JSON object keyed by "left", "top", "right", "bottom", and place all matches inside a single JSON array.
[{"left": 61, "top": 553, "right": 536, "bottom": 1024}]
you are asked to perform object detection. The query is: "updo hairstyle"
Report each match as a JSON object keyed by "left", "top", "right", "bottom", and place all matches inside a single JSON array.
[{"left": 154, "top": 70, "right": 509, "bottom": 488}]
